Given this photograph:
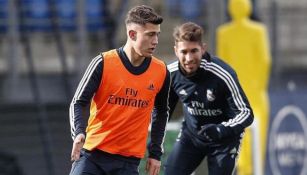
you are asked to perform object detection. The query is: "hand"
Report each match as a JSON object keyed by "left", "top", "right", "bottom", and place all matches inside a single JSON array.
[
  {"left": 71, "top": 133, "right": 85, "bottom": 161},
  {"left": 146, "top": 158, "right": 161, "bottom": 175},
  {"left": 198, "top": 124, "right": 223, "bottom": 141}
]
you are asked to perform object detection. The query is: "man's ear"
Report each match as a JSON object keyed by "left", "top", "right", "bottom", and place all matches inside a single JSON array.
[
  {"left": 201, "top": 43, "right": 207, "bottom": 54},
  {"left": 174, "top": 45, "right": 178, "bottom": 57},
  {"left": 128, "top": 30, "right": 137, "bottom": 41}
]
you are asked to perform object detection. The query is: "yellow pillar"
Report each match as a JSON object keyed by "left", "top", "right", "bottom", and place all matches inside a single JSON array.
[{"left": 216, "top": 0, "right": 271, "bottom": 174}]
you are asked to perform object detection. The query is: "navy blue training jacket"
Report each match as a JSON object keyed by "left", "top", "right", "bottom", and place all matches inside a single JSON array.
[{"left": 167, "top": 52, "right": 254, "bottom": 143}]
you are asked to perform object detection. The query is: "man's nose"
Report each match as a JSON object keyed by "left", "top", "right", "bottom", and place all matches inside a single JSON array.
[
  {"left": 152, "top": 35, "right": 158, "bottom": 45},
  {"left": 186, "top": 53, "right": 193, "bottom": 62}
]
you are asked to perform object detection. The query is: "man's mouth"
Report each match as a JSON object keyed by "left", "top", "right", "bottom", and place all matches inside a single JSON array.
[
  {"left": 185, "top": 63, "right": 195, "bottom": 69},
  {"left": 147, "top": 48, "right": 155, "bottom": 53}
]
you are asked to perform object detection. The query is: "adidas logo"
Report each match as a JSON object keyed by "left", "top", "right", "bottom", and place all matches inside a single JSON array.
[
  {"left": 179, "top": 89, "right": 187, "bottom": 96},
  {"left": 147, "top": 84, "right": 155, "bottom": 91}
]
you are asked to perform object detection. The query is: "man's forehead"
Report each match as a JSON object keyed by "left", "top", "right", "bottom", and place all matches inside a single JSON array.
[
  {"left": 176, "top": 41, "right": 201, "bottom": 48},
  {"left": 128, "top": 23, "right": 160, "bottom": 31}
]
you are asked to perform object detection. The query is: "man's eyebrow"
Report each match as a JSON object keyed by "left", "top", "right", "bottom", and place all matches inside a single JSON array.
[
  {"left": 145, "top": 31, "right": 160, "bottom": 33},
  {"left": 191, "top": 48, "right": 199, "bottom": 51}
]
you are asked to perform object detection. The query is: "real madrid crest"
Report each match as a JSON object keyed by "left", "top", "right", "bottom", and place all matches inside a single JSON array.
[{"left": 206, "top": 89, "right": 215, "bottom": 102}]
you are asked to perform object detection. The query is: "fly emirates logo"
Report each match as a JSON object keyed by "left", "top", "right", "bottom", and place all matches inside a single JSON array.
[
  {"left": 107, "top": 88, "right": 149, "bottom": 108},
  {"left": 187, "top": 101, "right": 222, "bottom": 117}
]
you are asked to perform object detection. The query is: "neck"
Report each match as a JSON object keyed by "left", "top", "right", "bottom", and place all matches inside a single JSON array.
[
  {"left": 233, "top": 17, "right": 249, "bottom": 25},
  {"left": 123, "top": 44, "right": 145, "bottom": 67},
  {"left": 179, "top": 65, "right": 197, "bottom": 77}
]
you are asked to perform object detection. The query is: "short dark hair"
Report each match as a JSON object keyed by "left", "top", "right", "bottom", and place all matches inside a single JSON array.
[
  {"left": 173, "top": 22, "right": 204, "bottom": 44},
  {"left": 125, "top": 5, "right": 163, "bottom": 25}
]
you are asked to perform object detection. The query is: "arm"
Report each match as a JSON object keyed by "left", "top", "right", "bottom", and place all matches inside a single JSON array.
[
  {"left": 255, "top": 27, "right": 272, "bottom": 90},
  {"left": 146, "top": 68, "right": 170, "bottom": 174},
  {"left": 199, "top": 71, "right": 254, "bottom": 141},
  {"left": 168, "top": 84, "right": 179, "bottom": 121},
  {"left": 148, "top": 68, "right": 170, "bottom": 160},
  {"left": 222, "top": 72, "right": 254, "bottom": 135},
  {"left": 69, "top": 55, "right": 103, "bottom": 160}
]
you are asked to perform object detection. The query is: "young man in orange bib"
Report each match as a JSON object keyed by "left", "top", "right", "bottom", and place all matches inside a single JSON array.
[{"left": 69, "top": 5, "right": 170, "bottom": 175}]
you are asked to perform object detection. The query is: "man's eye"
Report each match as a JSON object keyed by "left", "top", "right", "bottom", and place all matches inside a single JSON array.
[
  {"left": 191, "top": 49, "right": 198, "bottom": 53},
  {"left": 181, "top": 51, "right": 187, "bottom": 54}
]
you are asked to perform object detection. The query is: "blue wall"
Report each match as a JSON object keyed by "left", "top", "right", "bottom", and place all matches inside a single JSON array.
[{"left": 265, "top": 78, "right": 307, "bottom": 175}]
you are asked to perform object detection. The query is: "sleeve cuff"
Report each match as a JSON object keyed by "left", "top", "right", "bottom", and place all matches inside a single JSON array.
[{"left": 148, "top": 153, "right": 161, "bottom": 161}]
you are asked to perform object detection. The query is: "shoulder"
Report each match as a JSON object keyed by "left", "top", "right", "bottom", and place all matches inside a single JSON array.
[
  {"left": 167, "top": 61, "right": 179, "bottom": 74},
  {"left": 200, "top": 54, "right": 237, "bottom": 79},
  {"left": 89, "top": 54, "right": 104, "bottom": 65},
  {"left": 101, "top": 49, "right": 118, "bottom": 60},
  {"left": 150, "top": 56, "right": 169, "bottom": 80},
  {"left": 151, "top": 56, "right": 169, "bottom": 77},
  {"left": 217, "top": 22, "right": 233, "bottom": 33},
  {"left": 151, "top": 56, "right": 167, "bottom": 68},
  {"left": 249, "top": 20, "right": 267, "bottom": 30}
]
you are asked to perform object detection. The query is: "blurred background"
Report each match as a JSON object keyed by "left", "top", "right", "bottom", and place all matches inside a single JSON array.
[{"left": 0, "top": 0, "right": 306, "bottom": 174}]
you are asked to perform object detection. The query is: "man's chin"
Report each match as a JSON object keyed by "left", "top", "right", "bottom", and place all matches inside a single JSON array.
[
  {"left": 185, "top": 70, "right": 197, "bottom": 76},
  {"left": 186, "top": 68, "right": 196, "bottom": 73},
  {"left": 143, "top": 52, "right": 153, "bottom": 57}
]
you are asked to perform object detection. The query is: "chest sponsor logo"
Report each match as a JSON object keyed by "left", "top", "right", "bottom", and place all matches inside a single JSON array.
[
  {"left": 187, "top": 101, "right": 222, "bottom": 116},
  {"left": 107, "top": 88, "right": 149, "bottom": 108}
]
